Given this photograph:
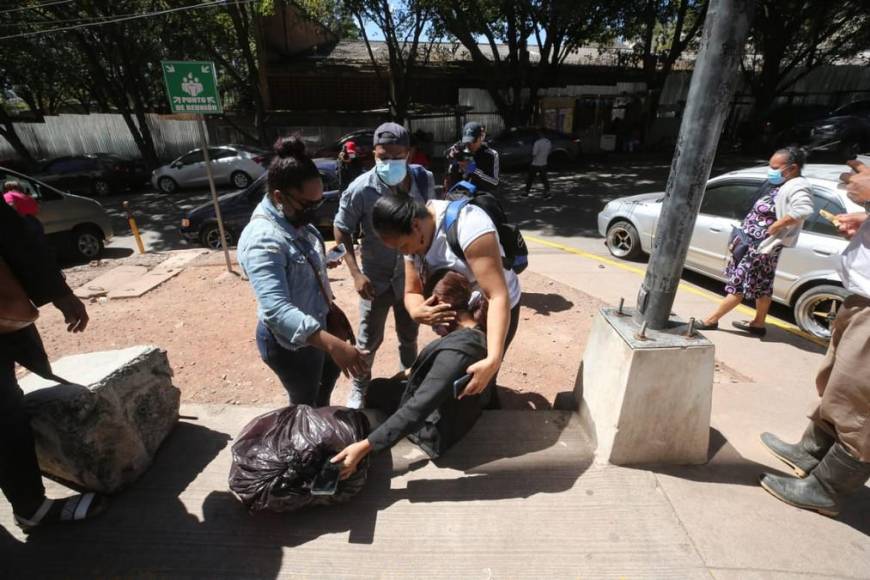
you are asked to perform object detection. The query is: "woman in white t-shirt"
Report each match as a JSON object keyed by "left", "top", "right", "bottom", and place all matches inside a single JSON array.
[{"left": 371, "top": 194, "right": 522, "bottom": 401}]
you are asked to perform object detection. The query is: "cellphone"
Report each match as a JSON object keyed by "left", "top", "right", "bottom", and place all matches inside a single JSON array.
[
  {"left": 453, "top": 374, "right": 472, "bottom": 399},
  {"left": 819, "top": 209, "right": 840, "bottom": 226},
  {"left": 325, "top": 243, "right": 346, "bottom": 263},
  {"left": 310, "top": 459, "right": 341, "bottom": 496}
]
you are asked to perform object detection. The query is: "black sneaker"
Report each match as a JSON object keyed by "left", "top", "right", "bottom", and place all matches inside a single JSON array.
[{"left": 694, "top": 320, "right": 719, "bottom": 330}]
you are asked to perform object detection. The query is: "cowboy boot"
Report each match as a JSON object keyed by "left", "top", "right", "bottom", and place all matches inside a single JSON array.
[
  {"left": 760, "top": 422, "right": 834, "bottom": 477},
  {"left": 760, "top": 442, "right": 870, "bottom": 517}
]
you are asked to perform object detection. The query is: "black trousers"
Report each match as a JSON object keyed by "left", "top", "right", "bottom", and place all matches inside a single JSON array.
[
  {"left": 0, "top": 327, "right": 49, "bottom": 516},
  {"left": 525, "top": 165, "right": 550, "bottom": 192}
]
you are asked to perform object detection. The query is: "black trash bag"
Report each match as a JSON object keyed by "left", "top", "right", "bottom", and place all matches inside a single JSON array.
[{"left": 228, "top": 405, "right": 370, "bottom": 512}]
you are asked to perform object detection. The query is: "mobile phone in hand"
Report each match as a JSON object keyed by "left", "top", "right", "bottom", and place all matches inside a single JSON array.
[
  {"left": 453, "top": 374, "right": 472, "bottom": 399},
  {"left": 325, "top": 243, "right": 346, "bottom": 263},
  {"left": 310, "top": 459, "right": 341, "bottom": 496},
  {"left": 819, "top": 209, "right": 840, "bottom": 226}
]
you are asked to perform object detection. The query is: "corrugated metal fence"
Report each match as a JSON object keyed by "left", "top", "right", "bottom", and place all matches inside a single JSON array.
[{"left": 0, "top": 113, "right": 202, "bottom": 161}]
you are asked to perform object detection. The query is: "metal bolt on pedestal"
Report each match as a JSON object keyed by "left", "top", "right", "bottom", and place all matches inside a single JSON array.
[
  {"left": 686, "top": 317, "right": 696, "bottom": 337},
  {"left": 635, "top": 321, "right": 649, "bottom": 341},
  {"left": 617, "top": 298, "right": 626, "bottom": 316}
]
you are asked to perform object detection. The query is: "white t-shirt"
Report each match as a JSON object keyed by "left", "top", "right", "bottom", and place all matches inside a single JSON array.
[
  {"left": 405, "top": 200, "right": 522, "bottom": 308},
  {"left": 839, "top": 217, "right": 870, "bottom": 299},
  {"left": 531, "top": 137, "right": 552, "bottom": 167}
]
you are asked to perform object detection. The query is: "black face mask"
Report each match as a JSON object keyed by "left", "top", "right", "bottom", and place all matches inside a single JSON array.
[{"left": 289, "top": 208, "right": 318, "bottom": 227}]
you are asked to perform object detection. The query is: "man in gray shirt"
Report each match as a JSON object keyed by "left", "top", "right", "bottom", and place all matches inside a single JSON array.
[{"left": 333, "top": 123, "right": 435, "bottom": 408}]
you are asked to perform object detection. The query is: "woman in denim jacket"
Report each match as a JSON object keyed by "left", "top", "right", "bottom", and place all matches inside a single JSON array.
[{"left": 238, "top": 137, "right": 368, "bottom": 405}]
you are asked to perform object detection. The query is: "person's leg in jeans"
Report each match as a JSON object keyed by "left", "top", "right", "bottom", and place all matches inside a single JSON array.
[
  {"left": 314, "top": 356, "right": 342, "bottom": 408},
  {"left": 539, "top": 166, "right": 550, "bottom": 195},
  {"left": 393, "top": 295, "right": 419, "bottom": 372},
  {"left": 524, "top": 164, "right": 535, "bottom": 194},
  {"left": 348, "top": 290, "right": 392, "bottom": 408},
  {"left": 0, "top": 349, "right": 46, "bottom": 518},
  {"left": 256, "top": 321, "right": 326, "bottom": 406}
]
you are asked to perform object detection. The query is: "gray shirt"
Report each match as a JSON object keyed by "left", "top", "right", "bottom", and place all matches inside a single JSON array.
[{"left": 333, "top": 165, "right": 434, "bottom": 295}]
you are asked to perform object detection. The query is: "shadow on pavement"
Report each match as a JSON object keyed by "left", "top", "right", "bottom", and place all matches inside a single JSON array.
[
  {"left": 520, "top": 292, "right": 575, "bottom": 316},
  {"left": 639, "top": 428, "right": 870, "bottom": 536},
  {"left": 5, "top": 411, "right": 588, "bottom": 576}
]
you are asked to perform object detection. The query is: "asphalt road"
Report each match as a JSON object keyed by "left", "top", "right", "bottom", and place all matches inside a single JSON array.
[{"left": 92, "top": 152, "right": 794, "bottom": 323}]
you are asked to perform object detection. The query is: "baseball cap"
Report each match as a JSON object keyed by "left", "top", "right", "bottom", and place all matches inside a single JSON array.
[
  {"left": 461, "top": 122, "right": 485, "bottom": 144},
  {"left": 373, "top": 122, "right": 410, "bottom": 147}
]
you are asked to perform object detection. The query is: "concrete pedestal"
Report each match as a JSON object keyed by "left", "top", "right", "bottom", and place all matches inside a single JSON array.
[{"left": 575, "top": 308, "right": 714, "bottom": 465}]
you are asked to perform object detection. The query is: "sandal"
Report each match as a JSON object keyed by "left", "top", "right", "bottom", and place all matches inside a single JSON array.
[
  {"left": 732, "top": 320, "right": 766, "bottom": 336},
  {"left": 14, "top": 493, "right": 108, "bottom": 532}
]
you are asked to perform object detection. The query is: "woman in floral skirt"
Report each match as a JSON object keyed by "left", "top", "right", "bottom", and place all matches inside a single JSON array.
[{"left": 697, "top": 147, "right": 814, "bottom": 336}]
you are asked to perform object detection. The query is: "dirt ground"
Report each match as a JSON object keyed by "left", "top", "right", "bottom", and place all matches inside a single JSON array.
[{"left": 35, "top": 253, "right": 601, "bottom": 409}]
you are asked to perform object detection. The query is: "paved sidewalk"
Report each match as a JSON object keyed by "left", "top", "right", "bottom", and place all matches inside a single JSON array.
[
  {"left": 2, "top": 242, "right": 867, "bottom": 578},
  {"left": 3, "top": 404, "right": 867, "bottom": 578}
]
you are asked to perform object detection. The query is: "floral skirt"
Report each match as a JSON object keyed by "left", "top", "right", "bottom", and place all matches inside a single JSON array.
[{"left": 724, "top": 243, "right": 784, "bottom": 299}]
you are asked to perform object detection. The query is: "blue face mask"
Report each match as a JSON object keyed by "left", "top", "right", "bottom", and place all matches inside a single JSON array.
[
  {"left": 376, "top": 158, "right": 407, "bottom": 186},
  {"left": 767, "top": 167, "right": 785, "bottom": 185}
]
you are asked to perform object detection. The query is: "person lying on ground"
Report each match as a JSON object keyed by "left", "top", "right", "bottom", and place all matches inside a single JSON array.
[{"left": 331, "top": 270, "right": 490, "bottom": 480}]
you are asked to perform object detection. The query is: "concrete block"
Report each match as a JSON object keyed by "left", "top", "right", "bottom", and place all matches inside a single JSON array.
[
  {"left": 20, "top": 346, "right": 181, "bottom": 493},
  {"left": 74, "top": 266, "right": 149, "bottom": 298},
  {"left": 577, "top": 308, "right": 714, "bottom": 465}
]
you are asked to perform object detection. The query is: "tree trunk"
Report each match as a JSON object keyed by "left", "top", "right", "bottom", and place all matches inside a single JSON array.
[{"left": 0, "top": 107, "right": 34, "bottom": 163}]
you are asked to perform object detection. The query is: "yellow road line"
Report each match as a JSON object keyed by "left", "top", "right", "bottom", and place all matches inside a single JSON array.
[{"left": 524, "top": 234, "right": 828, "bottom": 347}]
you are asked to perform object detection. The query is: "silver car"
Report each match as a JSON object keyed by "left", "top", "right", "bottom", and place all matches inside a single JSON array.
[
  {"left": 151, "top": 145, "right": 268, "bottom": 194},
  {"left": 597, "top": 164, "right": 864, "bottom": 339},
  {"left": 1, "top": 166, "right": 114, "bottom": 261}
]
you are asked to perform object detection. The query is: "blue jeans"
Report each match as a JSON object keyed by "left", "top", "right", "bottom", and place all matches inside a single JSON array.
[
  {"left": 352, "top": 288, "right": 419, "bottom": 393},
  {"left": 256, "top": 321, "right": 340, "bottom": 406}
]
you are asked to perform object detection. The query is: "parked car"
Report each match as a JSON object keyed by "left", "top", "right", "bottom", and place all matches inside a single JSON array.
[
  {"left": 488, "top": 127, "right": 581, "bottom": 169},
  {"left": 152, "top": 145, "right": 269, "bottom": 194},
  {"left": 313, "top": 129, "right": 375, "bottom": 168},
  {"left": 180, "top": 158, "right": 341, "bottom": 249},
  {"left": 597, "top": 164, "right": 865, "bottom": 340},
  {"left": 776, "top": 100, "right": 870, "bottom": 158},
  {"left": 35, "top": 153, "right": 148, "bottom": 197},
  {"left": 0, "top": 166, "right": 113, "bottom": 260}
]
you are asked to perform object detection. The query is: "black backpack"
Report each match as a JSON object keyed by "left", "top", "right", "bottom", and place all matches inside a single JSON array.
[{"left": 443, "top": 180, "right": 528, "bottom": 274}]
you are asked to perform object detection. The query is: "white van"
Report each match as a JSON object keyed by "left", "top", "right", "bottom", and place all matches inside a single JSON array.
[{"left": 1, "top": 166, "right": 113, "bottom": 261}]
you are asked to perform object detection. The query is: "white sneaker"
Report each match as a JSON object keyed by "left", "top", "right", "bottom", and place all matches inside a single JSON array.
[{"left": 346, "top": 387, "right": 366, "bottom": 409}]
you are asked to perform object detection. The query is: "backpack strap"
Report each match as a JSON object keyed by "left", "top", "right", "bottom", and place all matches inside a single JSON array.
[
  {"left": 443, "top": 198, "right": 471, "bottom": 262},
  {"left": 410, "top": 164, "right": 431, "bottom": 200}
]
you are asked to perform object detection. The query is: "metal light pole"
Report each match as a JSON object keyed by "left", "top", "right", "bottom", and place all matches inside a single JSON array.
[
  {"left": 635, "top": 0, "right": 756, "bottom": 329},
  {"left": 196, "top": 116, "right": 233, "bottom": 274}
]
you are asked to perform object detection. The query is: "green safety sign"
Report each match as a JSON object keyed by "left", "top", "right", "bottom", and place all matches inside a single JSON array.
[{"left": 161, "top": 61, "right": 223, "bottom": 114}]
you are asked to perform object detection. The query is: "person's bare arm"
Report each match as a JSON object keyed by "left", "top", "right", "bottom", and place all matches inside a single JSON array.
[{"left": 460, "top": 232, "right": 510, "bottom": 398}]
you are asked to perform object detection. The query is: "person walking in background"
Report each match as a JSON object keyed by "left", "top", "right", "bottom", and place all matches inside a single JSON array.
[
  {"left": 333, "top": 123, "right": 435, "bottom": 408},
  {"left": 445, "top": 122, "right": 499, "bottom": 193},
  {"left": 337, "top": 141, "right": 363, "bottom": 192},
  {"left": 696, "top": 146, "right": 813, "bottom": 336},
  {"left": 238, "top": 137, "right": 368, "bottom": 406},
  {"left": 1, "top": 201, "right": 107, "bottom": 531},
  {"left": 758, "top": 161, "right": 870, "bottom": 517},
  {"left": 523, "top": 128, "right": 551, "bottom": 198}
]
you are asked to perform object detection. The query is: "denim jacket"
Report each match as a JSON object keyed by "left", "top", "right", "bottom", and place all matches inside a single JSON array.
[{"left": 237, "top": 196, "right": 330, "bottom": 350}]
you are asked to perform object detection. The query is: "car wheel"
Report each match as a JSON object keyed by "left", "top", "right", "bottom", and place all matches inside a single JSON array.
[
  {"left": 200, "top": 223, "right": 234, "bottom": 250},
  {"left": 71, "top": 226, "right": 104, "bottom": 261},
  {"left": 606, "top": 220, "right": 642, "bottom": 260},
  {"left": 793, "top": 284, "right": 849, "bottom": 340},
  {"left": 92, "top": 179, "right": 111, "bottom": 197},
  {"left": 231, "top": 171, "right": 251, "bottom": 189},
  {"left": 158, "top": 176, "right": 178, "bottom": 194}
]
